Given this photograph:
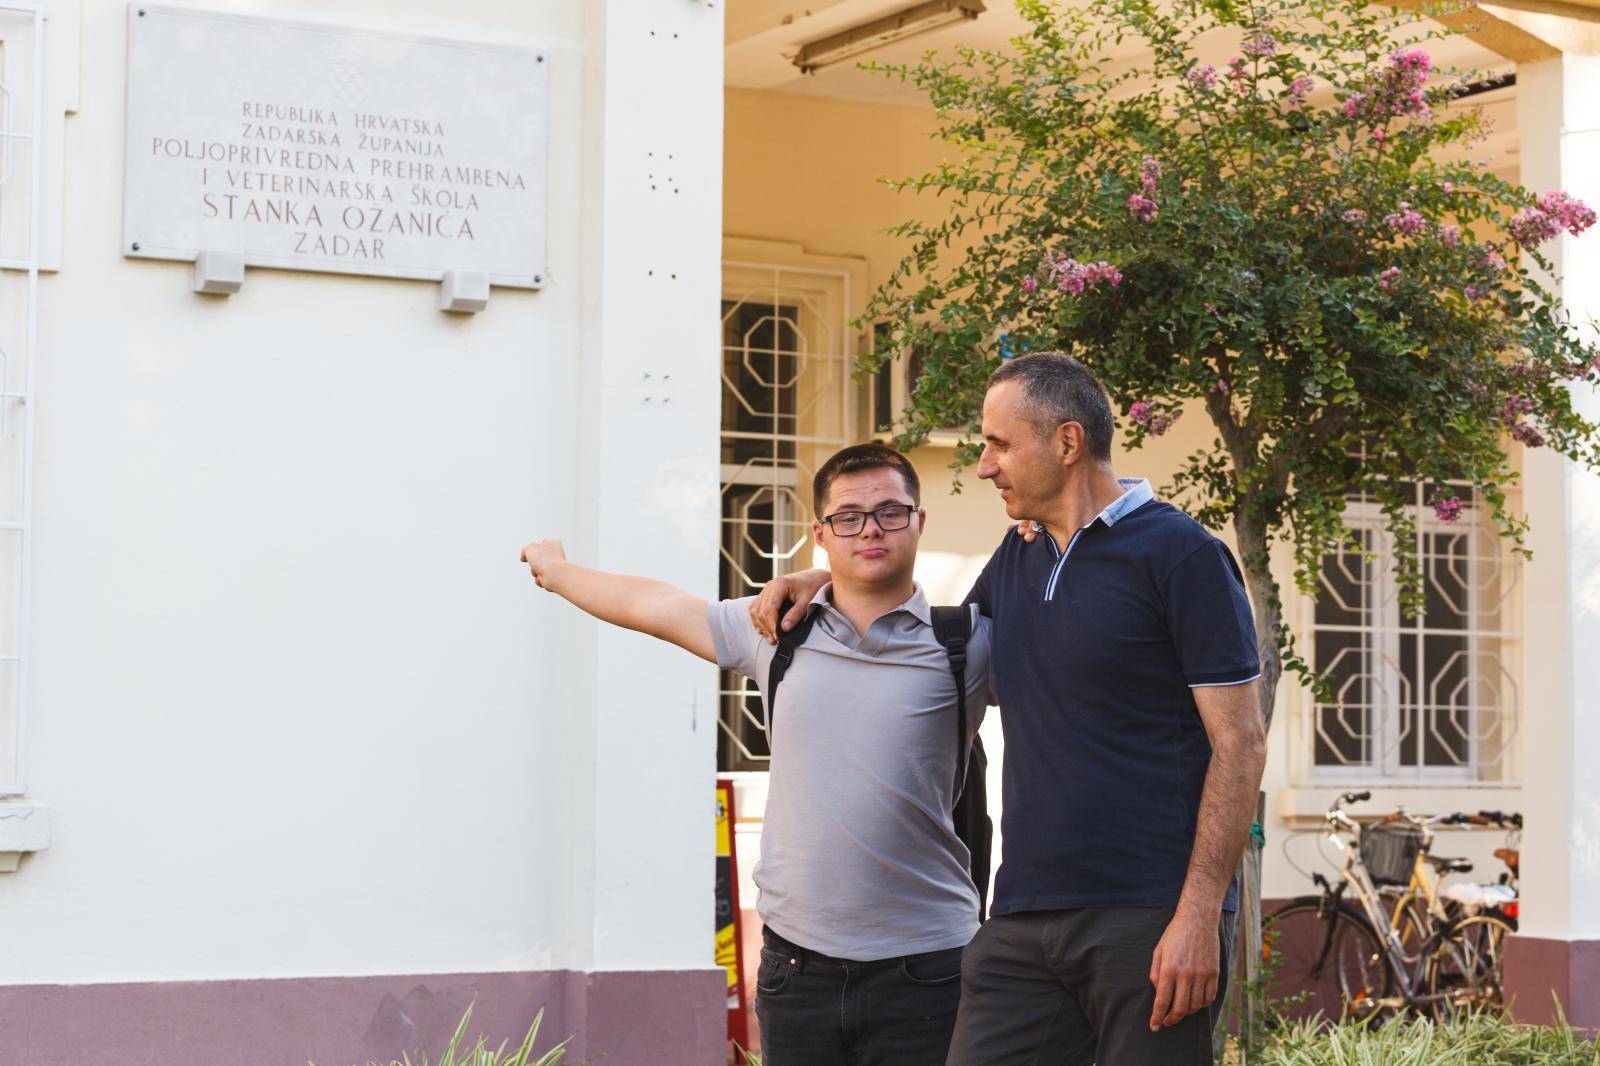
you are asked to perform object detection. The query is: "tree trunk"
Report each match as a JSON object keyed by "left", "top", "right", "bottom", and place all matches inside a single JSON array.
[
  {"left": 1231, "top": 509, "right": 1282, "bottom": 733},
  {"left": 1224, "top": 509, "right": 1280, "bottom": 1059}
]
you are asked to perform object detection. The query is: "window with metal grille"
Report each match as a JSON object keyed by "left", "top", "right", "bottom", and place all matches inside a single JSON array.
[
  {"left": 1307, "top": 482, "right": 1520, "bottom": 783},
  {"left": 717, "top": 263, "right": 855, "bottom": 771}
]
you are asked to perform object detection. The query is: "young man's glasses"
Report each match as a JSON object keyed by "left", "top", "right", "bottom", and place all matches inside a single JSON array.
[{"left": 820, "top": 504, "right": 915, "bottom": 537}]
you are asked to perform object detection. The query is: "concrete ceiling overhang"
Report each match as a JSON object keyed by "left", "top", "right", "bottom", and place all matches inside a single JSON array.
[
  {"left": 1389, "top": 0, "right": 1600, "bottom": 61},
  {"left": 725, "top": 0, "right": 1590, "bottom": 104}
]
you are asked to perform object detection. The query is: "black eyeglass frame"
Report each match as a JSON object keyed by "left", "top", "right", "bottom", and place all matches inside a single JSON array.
[{"left": 818, "top": 503, "right": 918, "bottom": 537}]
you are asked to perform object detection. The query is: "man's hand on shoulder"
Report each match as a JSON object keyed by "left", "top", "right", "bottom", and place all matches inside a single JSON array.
[
  {"left": 1013, "top": 520, "right": 1042, "bottom": 543},
  {"left": 750, "top": 568, "right": 829, "bottom": 643},
  {"left": 520, "top": 538, "right": 567, "bottom": 590},
  {"left": 1148, "top": 906, "right": 1222, "bottom": 1030}
]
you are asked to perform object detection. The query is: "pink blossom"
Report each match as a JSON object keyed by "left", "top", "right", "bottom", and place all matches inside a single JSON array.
[
  {"left": 1500, "top": 395, "right": 1535, "bottom": 420},
  {"left": 1186, "top": 64, "right": 1219, "bottom": 91},
  {"left": 1384, "top": 202, "right": 1427, "bottom": 235},
  {"left": 1203, "top": 302, "right": 1220, "bottom": 316},
  {"left": 1129, "top": 401, "right": 1182, "bottom": 436},
  {"left": 1215, "top": 377, "right": 1231, "bottom": 394},
  {"left": 1509, "top": 208, "right": 1557, "bottom": 245},
  {"left": 1509, "top": 361, "right": 1553, "bottom": 385},
  {"left": 1471, "top": 246, "right": 1507, "bottom": 273},
  {"left": 1464, "top": 285, "right": 1489, "bottom": 301},
  {"left": 1127, "top": 193, "right": 1159, "bottom": 222},
  {"left": 1510, "top": 422, "right": 1546, "bottom": 447},
  {"left": 1139, "top": 156, "right": 1162, "bottom": 195},
  {"left": 1287, "top": 77, "right": 1315, "bottom": 107},
  {"left": 1437, "top": 224, "right": 1461, "bottom": 247},
  {"left": 1344, "top": 48, "right": 1432, "bottom": 126},
  {"left": 1499, "top": 396, "right": 1544, "bottom": 446},
  {"left": 1536, "top": 191, "right": 1596, "bottom": 233},
  {"left": 1390, "top": 47, "right": 1432, "bottom": 72},
  {"left": 1041, "top": 254, "right": 1123, "bottom": 295},
  {"left": 1242, "top": 32, "right": 1278, "bottom": 57},
  {"left": 1341, "top": 208, "right": 1367, "bottom": 223},
  {"left": 1429, "top": 492, "right": 1463, "bottom": 523},
  {"left": 1377, "top": 266, "right": 1401, "bottom": 291},
  {"left": 1021, "top": 274, "right": 1038, "bottom": 293},
  {"left": 1441, "top": 181, "right": 1455, "bottom": 194},
  {"left": 1510, "top": 190, "right": 1597, "bottom": 245},
  {"left": 1227, "top": 56, "right": 1247, "bottom": 82},
  {"left": 1371, "top": 128, "right": 1387, "bottom": 142}
]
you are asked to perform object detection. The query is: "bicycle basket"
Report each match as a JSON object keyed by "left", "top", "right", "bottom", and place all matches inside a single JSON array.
[{"left": 1360, "top": 825, "right": 1424, "bottom": 886}]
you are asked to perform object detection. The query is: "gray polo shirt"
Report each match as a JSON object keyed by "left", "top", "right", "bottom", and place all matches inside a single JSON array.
[{"left": 708, "top": 583, "right": 993, "bottom": 960}]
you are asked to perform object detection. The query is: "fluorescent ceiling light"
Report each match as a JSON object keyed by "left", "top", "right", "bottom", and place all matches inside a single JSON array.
[{"left": 793, "top": 0, "right": 985, "bottom": 74}]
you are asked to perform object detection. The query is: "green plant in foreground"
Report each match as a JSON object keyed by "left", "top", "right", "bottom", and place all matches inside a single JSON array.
[
  {"left": 1253, "top": 1005, "right": 1600, "bottom": 1064},
  {"left": 311, "top": 1003, "right": 572, "bottom": 1066},
  {"left": 743, "top": 1004, "right": 1597, "bottom": 1064}
]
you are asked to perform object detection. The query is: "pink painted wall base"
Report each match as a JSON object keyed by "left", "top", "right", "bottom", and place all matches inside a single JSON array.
[
  {"left": 1503, "top": 936, "right": 1600, "bottom": 1031},
  {"left": 0, "top": 967, "right": 726, "bottom": 1066}
]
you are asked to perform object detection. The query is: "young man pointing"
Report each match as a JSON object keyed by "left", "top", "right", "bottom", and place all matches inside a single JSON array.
[{"left": 521, "top": 444, "right": 993, "bottom": 1065}]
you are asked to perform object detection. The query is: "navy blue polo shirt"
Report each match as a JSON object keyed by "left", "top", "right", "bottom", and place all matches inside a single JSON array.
[{"left": 968, "top": 478, "right": 1259, "bottom": 915}]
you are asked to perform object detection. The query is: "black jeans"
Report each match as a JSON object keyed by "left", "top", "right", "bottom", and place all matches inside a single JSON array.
[
  {"left": 945, "top": 907, "right": 1238, "bottom": 1066},
  {"left": 755, "top": 926, "right": 966, "bottom": 1066}
]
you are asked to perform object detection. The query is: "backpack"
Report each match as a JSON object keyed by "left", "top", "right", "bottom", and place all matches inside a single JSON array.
[{"left": 764, "top": 603, "right": 994, "bottom": 920}]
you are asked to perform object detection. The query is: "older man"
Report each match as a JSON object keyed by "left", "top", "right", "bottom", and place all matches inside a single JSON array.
[{"left": 753, "top": 353, "right": 1267, "bottom": 1065}]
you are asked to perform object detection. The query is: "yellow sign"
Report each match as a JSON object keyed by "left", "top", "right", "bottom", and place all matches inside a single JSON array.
[{"left": 715, "top": 788, "right": 737, "bottom": 997}]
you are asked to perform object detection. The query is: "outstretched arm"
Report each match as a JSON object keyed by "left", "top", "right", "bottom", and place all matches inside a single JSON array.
[
  {"left": 521, "top": 539, "right": 716, "bottom": 663},
  {"left": 1148, "top": 679, "right": 1266, "bottom": 1030}
]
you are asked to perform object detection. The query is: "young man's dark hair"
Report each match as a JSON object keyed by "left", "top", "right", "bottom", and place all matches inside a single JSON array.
[
  {"left": 812, "top": 442, "right": 921, "bottom": 514},
  {"left": 987, "top": 352, "right": 1115, "bottom": 463}
]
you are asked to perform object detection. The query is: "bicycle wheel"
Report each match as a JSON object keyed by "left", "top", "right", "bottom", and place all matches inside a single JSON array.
[
  {"left": 1423, "top": 911, "right": 1514, "bottom": 1019},
  {"left": 1263, "top": 897, "right": 1393, "bottom": 1027}
]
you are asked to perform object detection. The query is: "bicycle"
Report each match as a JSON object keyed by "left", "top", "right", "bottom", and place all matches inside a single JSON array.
[
  {"left": 1262, "top": 792, "right": 1520, "bottom": 1025},
  {"left": 1381, "top": 808, "right": 1520, "bottom": 1019}
]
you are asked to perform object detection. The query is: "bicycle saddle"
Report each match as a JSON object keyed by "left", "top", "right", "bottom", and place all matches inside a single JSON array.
[{"left": 1427, "top": 855, "right": 1474, "bottom": 873}]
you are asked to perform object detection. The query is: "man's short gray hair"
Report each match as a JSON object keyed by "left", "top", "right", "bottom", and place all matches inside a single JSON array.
[{"left": 986, "top": 352, "right": 1114, "bottom": 462}]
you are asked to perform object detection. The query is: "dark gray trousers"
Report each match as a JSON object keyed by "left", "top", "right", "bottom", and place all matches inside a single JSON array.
[{"left": 945, "top": 907, "right": 1237, "bottom": 1066}]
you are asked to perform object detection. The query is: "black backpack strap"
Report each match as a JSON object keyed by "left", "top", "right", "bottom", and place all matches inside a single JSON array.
[
  {"left": 764, "top": 604, "right": 820, "bottom": 738},
  {"left": 930, "top": 605, "right": 973, "bottom": 799}
]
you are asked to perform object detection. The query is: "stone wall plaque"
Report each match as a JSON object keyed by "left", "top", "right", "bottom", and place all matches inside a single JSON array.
[{"left": 124, "top": 6, "right": 548, "bottom": 289}]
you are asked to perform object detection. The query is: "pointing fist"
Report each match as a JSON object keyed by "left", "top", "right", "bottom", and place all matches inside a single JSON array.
[{"left": 519, "top": 539, "right": 567, "bottom": 589}]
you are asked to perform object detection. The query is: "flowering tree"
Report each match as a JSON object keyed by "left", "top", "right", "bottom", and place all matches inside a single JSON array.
[{"left": 865, "top": 0, "right": 1600, "bottom": 725}]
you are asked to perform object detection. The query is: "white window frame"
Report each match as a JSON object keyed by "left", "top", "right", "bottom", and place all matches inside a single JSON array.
[
  {"left": 0, "top": 3, "right": 45, "bottom": 797},
  {"left": 715, "top": 241, "right": 868, "bottom": 769},
  {"left": 1300, "top": 484, "right": 1522, "bottom": 787}
]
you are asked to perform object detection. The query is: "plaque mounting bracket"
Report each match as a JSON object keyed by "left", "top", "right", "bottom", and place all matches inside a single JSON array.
[
  {"left": 192, "top": 250, "right": 245, "bottom": 295},
  {"left": 439, "top": 270, "right": 490, "bottom": 314}
]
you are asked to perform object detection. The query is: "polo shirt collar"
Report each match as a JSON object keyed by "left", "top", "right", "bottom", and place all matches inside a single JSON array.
[
  {"left": 811, "top": 581, "right": 931, "bottom": 626},
  {"left": 1098, "top": 477, "right": 1153, "bottom": 527}
]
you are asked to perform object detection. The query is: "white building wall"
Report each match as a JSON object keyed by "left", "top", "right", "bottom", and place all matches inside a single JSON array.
[
  {"left": 1517, "top": 51, "right": 1600, "bottom": 947},
  {"left": 0, "top": 0, "right": 719, "bottom": 985}
]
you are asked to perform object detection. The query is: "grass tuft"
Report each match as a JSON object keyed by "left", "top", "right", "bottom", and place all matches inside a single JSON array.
[{"left": 311, "top": 1002, "right": 572, "bottom": 1066}]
